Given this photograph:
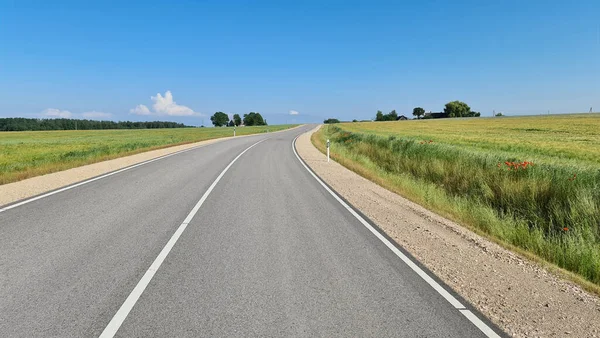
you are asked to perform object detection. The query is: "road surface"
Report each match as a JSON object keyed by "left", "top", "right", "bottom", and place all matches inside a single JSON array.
[{"left": 0, "top": 126, "right": 503, "bottom": 337}]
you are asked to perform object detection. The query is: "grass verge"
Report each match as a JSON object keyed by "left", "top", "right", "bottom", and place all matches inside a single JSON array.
[{"left": 312, "top": 122, "right": 600, "bottom": 294}]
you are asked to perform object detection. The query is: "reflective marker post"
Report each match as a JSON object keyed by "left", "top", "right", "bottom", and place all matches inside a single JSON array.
[
  {"left": 234, "top": 126, "right": 236, "bottom": 137},
  {"left": 326, "top": 139, "right": 330, "bottom": 163}
]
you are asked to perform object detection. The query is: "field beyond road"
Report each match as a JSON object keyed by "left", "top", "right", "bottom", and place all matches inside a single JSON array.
[
  {"left": 313, "top": 114, "right": 600, "bottom": 289},
  {"left": 0, "top": 125, "right": 296, "bottom": 185},
  {"left": 339, "top": 114, "right": 600, "bottom": 167}
]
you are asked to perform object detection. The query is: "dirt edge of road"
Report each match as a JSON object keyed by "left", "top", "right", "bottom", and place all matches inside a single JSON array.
[
  {"left": 296, "top": 125, "right": 600, "bottom": 338},
  {"left": 0, "top": 126, "right": 301, "bottom": 207}
]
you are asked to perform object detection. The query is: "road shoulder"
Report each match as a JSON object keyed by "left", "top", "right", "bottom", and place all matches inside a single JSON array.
[{"left": 296, "top": 125, "right": 600, "bottom": 338}]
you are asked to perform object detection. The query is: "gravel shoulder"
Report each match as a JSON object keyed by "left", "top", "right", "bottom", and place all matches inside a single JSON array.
[
  {"left": 0, "top": 127, "right": 299, "bottom": 207},
  {"left": 296, "top": 125, "right": 600, "bottom": 338}
]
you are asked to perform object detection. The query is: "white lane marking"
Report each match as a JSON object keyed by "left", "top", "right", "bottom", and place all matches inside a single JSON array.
[
  {"left": 461, "top": 310, "right": 501, "bottom": 338},
  {"left": 0, "top": 134, "right": 267, "bottom": 213},
  {"left": 0, "top": 143, "right": 210, "bottom": 213},
  {"left": 99, "top": 138, "right": 267, "bottom": 338},
  {"left": 292, "top": 135, "right": 501, "bottom": 338}
]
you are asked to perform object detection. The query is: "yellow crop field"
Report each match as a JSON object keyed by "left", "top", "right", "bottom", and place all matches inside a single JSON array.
[{"left": 336, "top": 114, "right": 600, "bottom": 167}]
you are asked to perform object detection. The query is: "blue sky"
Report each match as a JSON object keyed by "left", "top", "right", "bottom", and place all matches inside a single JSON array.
[{"left": 0, "top": 0, "right": 598, "bottom": 125}]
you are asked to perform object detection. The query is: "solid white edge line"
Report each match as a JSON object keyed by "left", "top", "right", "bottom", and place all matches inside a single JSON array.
[
  {"left": 292, "top": 134, "right": 501, "bottom": 338},
  {"left": 0, "top": 142, "right": 209, "bottom": 213},
  {"left": 0, "top": 130, "right": 278, "bottom": 213},
  {"left": 460, "top": 310, "right": 502, "bottom": 338},
  {"left": 98, "top": 138, "right": 267, "bottom": 338}
]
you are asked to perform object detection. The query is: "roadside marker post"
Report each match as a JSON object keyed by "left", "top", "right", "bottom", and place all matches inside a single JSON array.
[
  {"left": 327, "top": 139, "right": 330, "bottom": 163},
  {"left": 234, "top": 126, "right": 236, "bottom": 137}
]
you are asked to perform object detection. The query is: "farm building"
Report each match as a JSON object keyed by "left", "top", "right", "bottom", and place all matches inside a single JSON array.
[{"left": 423, "top": 111, "right": 449, "bottom": 119}]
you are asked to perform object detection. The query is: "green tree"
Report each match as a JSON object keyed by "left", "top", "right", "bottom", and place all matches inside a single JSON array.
[
  {"left": 0, "top": 118, "right": 189, "bottom": 131},
  {"left": 210, "top": 112, "right": 229, "bottom": 127},
  {"left": 412, "top": 107, "right": 425, "bottom": 119},
  {"left": 243, "top": 112, "right": 267, "bottom": 126},
  {"left": 375, "top": 110, "right": 384, "bottom": 121},
  {"left": 387, "top": 110, "right": 398, "bottom": 121},
  {"left": 243, "top": 113, "right": 253, "bottom": 126},
  {"left": 233, "top": 114, "right": 242, "bottom": 126},
  {"left": 444, "top": 101, "right": 471, "bottom": 118},
  {"left": 253, "top": 113, "right": 266, "bottom": 126},
  {"left": 227, "top": 120, "right": 235, "bottom": 127},
  {"left": 323, "top": 118, "right": 340, "bottom": 124}
]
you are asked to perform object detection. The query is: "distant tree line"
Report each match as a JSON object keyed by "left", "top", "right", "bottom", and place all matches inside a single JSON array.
[
  {"left": 375, "top": 110, "right": 398, "bottom": 121},
  {"left": 210, "top": 112, "right": 267, "bottom": 127},
  {"left": 371, "top": 101, "right": 481, "bottom": 121},
  {"left": 324, "top": 118, "right": 340, "bottom": 124},
  {"left": 442, "top": 101, "right": 480, "bottom": 118},
  {"left": 415, "top": 101, "right": 480, "bottom": 119},
  {"left": 0, "top": 118, "right": 191, "bottom": 131}
]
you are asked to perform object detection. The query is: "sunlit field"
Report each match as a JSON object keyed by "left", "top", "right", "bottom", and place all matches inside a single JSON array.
[
  {"left": 339, "top": 114, "right": 600, "bottom": 167},
  {"left": 0, "top": 125, "right": 296, "bottom": 185},
  {"left": 313, "top": 114, "right": 600, "bottom": 287}
]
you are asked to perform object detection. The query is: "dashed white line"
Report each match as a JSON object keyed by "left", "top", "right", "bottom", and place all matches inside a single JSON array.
[
  {"left": 98, "top": 138, "right": 267, "bottom": 338},
  {"left": 292, "top": 134, "right": 501, "bottom": 338}
]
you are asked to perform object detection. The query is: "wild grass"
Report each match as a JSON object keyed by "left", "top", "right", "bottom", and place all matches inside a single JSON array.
[
  {"left": 0, "top": 125, "right": 296, "bottom": 185},
  {"left": 313, "top": 114, "right": 600, "bottom": 287}
]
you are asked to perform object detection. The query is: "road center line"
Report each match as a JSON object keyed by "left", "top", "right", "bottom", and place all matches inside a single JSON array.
[
  {"left": 292, "top": 134, "right": 501, "bottom": 338},
  {"left": 98, "top": 138, "right": 267, "bottom": 338}
]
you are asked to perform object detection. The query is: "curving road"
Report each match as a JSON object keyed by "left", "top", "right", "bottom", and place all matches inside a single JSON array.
[{"left": 0, "top": 126, "right": 503, "bottom": 337}]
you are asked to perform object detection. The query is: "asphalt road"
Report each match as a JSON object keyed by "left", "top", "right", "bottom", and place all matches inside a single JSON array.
[{"left": 0, "top": 126, "right": 502, "bottom": 337}]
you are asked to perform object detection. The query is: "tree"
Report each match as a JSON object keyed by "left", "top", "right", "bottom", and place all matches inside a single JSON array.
[
  {"left": 243, "top": 112, "right": 267, "bottom": 126},
  {"left": 323, "top": 118, "right": 340, "bottom": 124},
  {"left": 233, "top": 114, "right": 242, "bottom": 126},
  {"left": 412, "top": 107, "right": 425, "bottom": 119},
  {"left": 387, "top": 110, "right": 398, "bottom": 121},
  {"left": 210, "top": 112, "right": 229, "bottom": 127},
  {"left": 444, "top": 101, "right": 471, "bottom": 118},
  {"left": 227, "top": 120, "right": 235, "bottom": 127},
  {"left": 0, "top": 118, "right": 190, "bottom": 131},
  {"left": 243, "top": 113, "right": 252, "bottom": 126},
  {"left": 375, "top": 110, "right": 399, "bottom": 121}
]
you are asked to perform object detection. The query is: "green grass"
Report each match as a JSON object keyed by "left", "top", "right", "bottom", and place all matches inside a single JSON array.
[
  {"left": 313, "top": 114, "right": 600, "bottom": 287},
  {"left": 0, "top": 125, "right": 297, "bottom": 185}
]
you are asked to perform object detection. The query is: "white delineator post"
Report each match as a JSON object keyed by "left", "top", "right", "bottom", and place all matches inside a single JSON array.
[
  {"left": 326, "top": 139, "right": 330, "bottom": 163},
  {"left": 234, "top": 126, "right": 236, "bottom": 137}
]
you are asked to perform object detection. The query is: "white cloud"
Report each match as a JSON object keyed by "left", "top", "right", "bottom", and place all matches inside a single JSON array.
[
  {"left": 42, "top": 108, "right": 72, "bottom": 118},
  {"left": 130, "top": 104, "right": 151, "bottom": 115},
  {"left": 130, "top": 91, "right": 201, "bottom": 117},
  {"left": 289, "top": 110, "right": 299, "bottom": 115},
  {"left": 40, "top": 109, "right": 113, "bottom": 120},
  {"left": 82, "top": 111, "right": 112, "bottom": 119}
]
